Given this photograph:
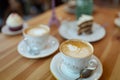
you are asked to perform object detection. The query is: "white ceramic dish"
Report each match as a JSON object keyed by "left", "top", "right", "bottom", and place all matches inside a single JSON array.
[
  {"left": 64, "top": 6, "right": 75, "bottom": 14},
  {"left": 50, "top": 52, "right": 103, "bottom": 80},
  {"left": 1, "top": 23, "right": 27, "bottom": 35},
  {"left": 17, "top": 36, "right": 59, "bottom": 59},
  {"left": 59, "top": 21, "right": 106, "bottom": 42}
]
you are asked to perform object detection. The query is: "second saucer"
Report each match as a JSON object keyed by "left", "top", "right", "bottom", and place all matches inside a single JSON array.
[
  {"left": 17, "top": 36, "right": 59, "bottom": 59},
  {"left": 50, "top": 53, "right": 103, "bottom": 80},
  {"left": 17, "top": 24, "right": 59, "bottom": 59},
  {"left": 1, "top": 13, "right": 26, "bottom": 36}
]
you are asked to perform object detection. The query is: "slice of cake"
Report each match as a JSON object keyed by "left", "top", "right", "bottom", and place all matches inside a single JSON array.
[
  {"left": 77, "top": 15, "right": 93, "bottom": 35},
  {"left": 6, "top": 13, "right": 23, "bottom": 31}
]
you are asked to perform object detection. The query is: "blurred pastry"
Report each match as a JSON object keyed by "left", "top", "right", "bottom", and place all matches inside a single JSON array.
[
  {"left": 77, "top": 15, "right": 93, "bottom": 35},
  {"left": 6, "top": 13, "right": 23, "bottom": 31},
  {"left": 67, "top": 0, "right": 76, "bottom": 9},
  {"left": 114, "top": 18, "right": 120, "bottom": 28}
]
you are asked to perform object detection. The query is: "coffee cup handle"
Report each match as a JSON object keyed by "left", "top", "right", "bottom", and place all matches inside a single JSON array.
[
  {"left": 87, "top": 58, "right": 98, "bottom": 70},
  {"left": 23, "top": 38, "right": 28, "bottom": 45}
]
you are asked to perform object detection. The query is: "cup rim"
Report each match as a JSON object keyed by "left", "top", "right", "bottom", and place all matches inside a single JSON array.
[
  {"left": 23, "top": 24, "right": 50, "bottom": 37},
  {"left": 59, "top": 39, "right": 94, "bottom": 59}
]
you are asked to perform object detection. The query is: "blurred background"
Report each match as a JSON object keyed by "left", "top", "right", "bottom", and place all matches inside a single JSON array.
[{"left": 0, "top": 0, "right": 120, "bottom": 29}]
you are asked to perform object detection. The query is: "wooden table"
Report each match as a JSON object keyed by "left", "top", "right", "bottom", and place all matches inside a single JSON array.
[{"left": 0, "top": 5, "right": 120, "bottom": 80}]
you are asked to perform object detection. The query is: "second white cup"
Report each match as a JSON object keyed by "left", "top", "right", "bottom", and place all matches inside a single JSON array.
[{"left": 23, "top": 24, "right": 50, "bottom": 55}]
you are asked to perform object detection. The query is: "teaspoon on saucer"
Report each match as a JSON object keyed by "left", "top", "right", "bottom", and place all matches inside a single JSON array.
[{"left": 76, "top": 59, "right": 98, "bottom": 80}]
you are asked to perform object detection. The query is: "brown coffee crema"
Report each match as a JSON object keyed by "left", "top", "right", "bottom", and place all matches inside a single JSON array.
[{"left": 60, "top": 40, "right": 93, "bottom": 58}]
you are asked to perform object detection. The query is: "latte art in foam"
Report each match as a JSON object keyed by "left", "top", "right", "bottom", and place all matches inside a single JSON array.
[
  {"left": 60, "top": 40, "right": 92, "bottom": 58},
  {"left": 27, "top": 28, "right": 47, "bottom": 36},
  {"left": 26, "top": 25, "right": 49, "bottom": 37},
  {"left": 23, "top": 24, "right": 50, "bottom": 52},
  {"left": 67, "top": 44, "right": 81, "bottom": 52}
]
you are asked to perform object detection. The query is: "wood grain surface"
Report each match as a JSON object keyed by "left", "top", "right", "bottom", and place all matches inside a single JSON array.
[{"left": 0, "top": 5, "right": 120, "bottom": 80}]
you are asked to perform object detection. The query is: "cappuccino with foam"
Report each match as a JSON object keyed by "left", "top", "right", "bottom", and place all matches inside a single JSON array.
[
  {"left": 60, "top": 39, "right": 93, "bottom": 58},
  {"left": 60, "top": 39, "right": 94, "bottom": 74},
  {"left": 25, "top": 25, "right": 49, "bottom": 37},
  {"left": 23, "top": 24, "right": 50, "bottom": 54}
]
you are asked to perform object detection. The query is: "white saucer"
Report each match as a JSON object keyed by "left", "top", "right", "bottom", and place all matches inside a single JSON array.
[
  {"left": 64, "top": 6, "right": 75, "bottom": 14},
  {"left": 59, "top": 21, "right": 106, "bottom": 42},
  {"left": 50, "top": 53, "right": 103, "bottom": 80},
  {"left": 1, "top": 23, "right": 27, "bottom": 36},
  {"left": 114, "top": 18, "right": 120, "bottom": 28},
  {"left": 17, "top": 36, "right": 59, "bottom": 59}
]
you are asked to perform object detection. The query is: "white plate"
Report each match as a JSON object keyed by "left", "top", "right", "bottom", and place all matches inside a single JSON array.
[
  {"left": 17, "top": 36, "right": 59, "bottom": 59},
  {"left": 59, "top": 21, "right": 106, "bottom": 42},
  {"left": 114, "top": 18, "right": 120, "bottom": 28},
  {"left": 50, "top": 53, "right": 103, "bottom": 80},
  {"left": 64, "top": 6, "right": 75, "bottom": 14},
  {"left": 1, "top": 23, "right": 27, "bottom": 36}
]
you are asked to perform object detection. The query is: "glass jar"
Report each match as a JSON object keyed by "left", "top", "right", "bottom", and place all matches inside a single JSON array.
[{"left": 76, "top": 0, "right": 93, "bottom": 19}]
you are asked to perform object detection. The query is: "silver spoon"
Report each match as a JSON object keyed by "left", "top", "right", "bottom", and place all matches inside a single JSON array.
[{"left": 76, "top": 59, "right": 98, "bottom": 80}]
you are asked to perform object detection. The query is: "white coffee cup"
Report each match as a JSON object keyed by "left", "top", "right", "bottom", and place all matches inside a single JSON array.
[
  {"left": 59, "top": 39, "right": 94, "bottom": 75},
  {"left": 23, "top": 24, "right": 50, "bottom": 55}
]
